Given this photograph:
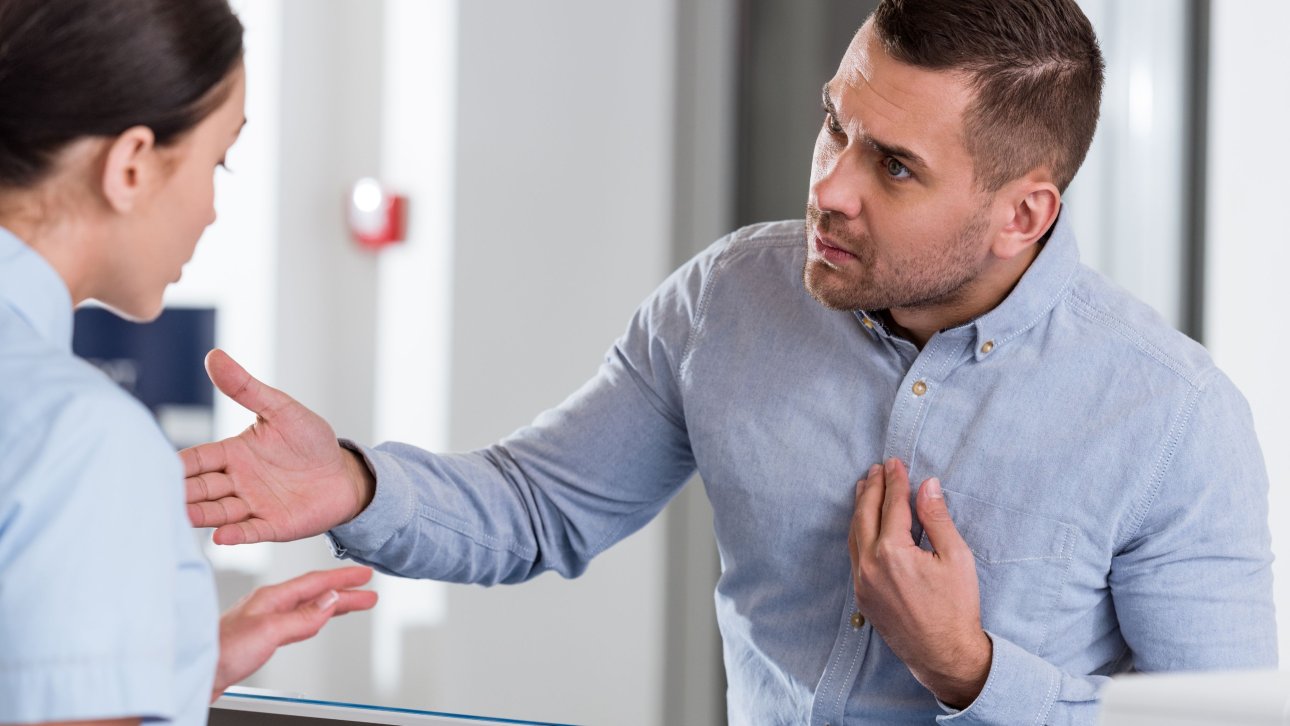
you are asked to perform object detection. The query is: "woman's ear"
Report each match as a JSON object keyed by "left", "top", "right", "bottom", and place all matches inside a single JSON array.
[
  {"left": 101, "top": 125, "right": 157, "bottom": 213},
  {"left": 991, "top": 178, "right": 1061, "bottom": 260}
]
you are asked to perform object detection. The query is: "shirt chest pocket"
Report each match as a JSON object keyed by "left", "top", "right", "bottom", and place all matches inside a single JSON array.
[{"left": 920, "top": 489, "right": 1077, "bottom": 655}]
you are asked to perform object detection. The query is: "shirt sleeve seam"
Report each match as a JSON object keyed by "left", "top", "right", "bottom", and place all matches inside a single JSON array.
[
  {"left": 1116, "top": 369, "right": 1214, "bottom": 551},
  {"left": 1065, "top": 291, "right": 1206, "bottom": 388},
  {"left": 676, "top": 228, "right": 800, "bottom": 387},
  {"left": 611, "top": 343, "right": 688, "bottom": 434},
  {"left": 677, "top": 240, "right": 732, "bottom": 378}
]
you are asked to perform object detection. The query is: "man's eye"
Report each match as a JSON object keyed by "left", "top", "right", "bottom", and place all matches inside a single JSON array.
[
  {"left": 825, "top": 112, "right": 843, "bottom": 136},
  {"left": 884, "top": 156, "right": 911, "bottom": 179}
]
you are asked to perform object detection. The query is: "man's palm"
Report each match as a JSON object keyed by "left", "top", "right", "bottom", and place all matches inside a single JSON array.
[{"left": 183, "top": 349, "right": 363, "bottom": 545}]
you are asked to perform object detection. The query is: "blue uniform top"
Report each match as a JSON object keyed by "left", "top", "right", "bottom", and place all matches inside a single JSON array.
[{"left": 0, "top": 227, "right": 217, "bottom": 724}]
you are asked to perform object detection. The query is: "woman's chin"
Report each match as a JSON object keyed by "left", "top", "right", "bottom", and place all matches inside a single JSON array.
[{"left": 85, "top": 295, "right": 166, "bottom": 324}]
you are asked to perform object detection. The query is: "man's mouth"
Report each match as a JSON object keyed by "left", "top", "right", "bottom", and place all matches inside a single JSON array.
[{"left": 813, "top": 231, "right": 858, "bottom": 265}]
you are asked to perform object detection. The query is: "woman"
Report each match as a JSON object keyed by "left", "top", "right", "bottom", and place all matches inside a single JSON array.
[{"left": 0, "top": 0, "right": 377, "bottom": 723}]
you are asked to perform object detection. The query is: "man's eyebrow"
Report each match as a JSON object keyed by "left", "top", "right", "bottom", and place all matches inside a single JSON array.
[
  {"left": 863, "top": 135, "right": 927, "bottom": 170},
  {"left": 821, "top": 83, "right": 929, "bottom": 170}
]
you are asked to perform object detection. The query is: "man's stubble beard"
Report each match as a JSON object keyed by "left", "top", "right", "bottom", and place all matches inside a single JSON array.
[{"left": 802, "top": 203, "right": 991, "bottom": 313}]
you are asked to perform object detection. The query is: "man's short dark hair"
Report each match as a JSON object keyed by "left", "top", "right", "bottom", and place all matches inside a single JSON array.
[{"left": 872, "top": 0, "right": 1105, "bottom": 193}]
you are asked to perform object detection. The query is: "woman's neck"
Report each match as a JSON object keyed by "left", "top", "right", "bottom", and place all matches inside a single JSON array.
[{"left": 0, "top": 202, "right": 97, "bottom": 305}]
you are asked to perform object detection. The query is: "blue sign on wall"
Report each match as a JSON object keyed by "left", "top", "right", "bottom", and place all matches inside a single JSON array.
[{"left": 72, "top": 306, "right": 216, "bottom": 449}]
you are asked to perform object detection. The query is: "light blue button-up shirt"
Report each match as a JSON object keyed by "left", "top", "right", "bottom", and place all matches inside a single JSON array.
[
  {"left": 0, "top": 228, "right": 217, "bottom": 724},
  {"left": 332, "top": 213, "right": 1276, "bottom": 725}
]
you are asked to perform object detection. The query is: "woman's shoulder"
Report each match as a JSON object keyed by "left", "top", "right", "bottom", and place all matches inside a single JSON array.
[{"left": 0, "top": 327, "right": 177, "bottom": 494}]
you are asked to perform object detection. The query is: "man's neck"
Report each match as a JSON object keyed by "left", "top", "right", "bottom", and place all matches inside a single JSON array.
[{"left": 886, "top": 243, "right": 1043, "bottom": 349}]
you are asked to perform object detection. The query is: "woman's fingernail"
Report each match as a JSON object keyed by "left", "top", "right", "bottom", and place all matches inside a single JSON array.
[
  {"left": 315, "top": 590, "right": 339, "bottom": 610},
  {"left": 869, "top": 464, "right": 882, "bottom": 478}
]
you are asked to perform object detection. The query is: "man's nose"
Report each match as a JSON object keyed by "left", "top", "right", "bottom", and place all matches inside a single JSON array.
[{"left": 811, "top": 149, "right": 863, "bottom": 219}]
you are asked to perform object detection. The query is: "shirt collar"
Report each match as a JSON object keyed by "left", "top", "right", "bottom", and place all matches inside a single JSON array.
[
  {"left": 854, "top": 207, "right": 1080, "bottom": 359},
  {"left": 0, "top": 226, "right": 74, "bottom": 352},
  {"left": 967, "top": 207, "right": 1079, "bottom": 359}
]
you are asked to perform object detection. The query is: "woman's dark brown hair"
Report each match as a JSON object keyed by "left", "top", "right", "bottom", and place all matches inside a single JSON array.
[{"left": 0, "top": 0, "right": 244, "bottom": 187}]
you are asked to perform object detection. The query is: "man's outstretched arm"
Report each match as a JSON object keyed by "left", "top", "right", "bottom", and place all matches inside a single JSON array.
[{"left": 185, "top": 241, "right": 725, "bottom": 584}]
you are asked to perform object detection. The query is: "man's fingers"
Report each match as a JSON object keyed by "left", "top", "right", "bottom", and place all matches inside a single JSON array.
[
  {"left": 849, "top": 480, "right": 865, "bottom": 599},
  {"left": 205, "top": 348, "right": 294, "bottom": 418},
  {"left": 180, "top": 440, "right": 228, "bottom": 478},
  {"left": 879, "top": 458, "right": 914, "bottom": 543},
  {"left": 213, "top": 517, "right": 274, "bottom": 546},
  {"left": 916, "top": 477, "right": 970, "bottom": 559},
  {"left": 848, "top": 481, "right": 862, "bottom": 568},
  {"left": 186, "top": 471, "right": 236, "bottom": 504},
  {"left": 855, "top": 463, "right": 884, "bottom": 549},
  {"left": 187, "top": 496, "right": 250, "bottom": 528}
]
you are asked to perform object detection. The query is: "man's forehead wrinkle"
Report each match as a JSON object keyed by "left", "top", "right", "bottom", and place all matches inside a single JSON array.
[
  {"left": 838, "top": 75, "right": 910, "bottom": 146},
  {"left": 840, "top": 50, "right": 867, "bottom": 90},
  {"left": 840, "top": 55, "right": 916, "bottom": 123}
]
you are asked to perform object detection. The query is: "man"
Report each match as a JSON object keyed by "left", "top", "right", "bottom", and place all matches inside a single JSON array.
[{"left": 185, "top": 0, "right": 1276, "bottom": 723}]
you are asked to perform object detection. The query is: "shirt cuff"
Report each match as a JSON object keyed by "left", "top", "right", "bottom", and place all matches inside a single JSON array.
[
  {"left": 936, "top": 631, "right": 1061, "bottom": 724},
  {"left": 327, "top": 439, "right": 417, "bottom": 558}
]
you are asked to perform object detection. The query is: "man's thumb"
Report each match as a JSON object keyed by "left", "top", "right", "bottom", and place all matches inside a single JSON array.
[{"left": 205, "top": 348, "right": 292, "bottom": 417}]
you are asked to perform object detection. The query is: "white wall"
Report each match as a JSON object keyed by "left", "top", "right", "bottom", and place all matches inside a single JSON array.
[
  {"left": 427, "top": 3, "right": 678, "bottom": 723},
  {"left": 1204, "top": 0, "right": 1290, "bottom": 666},
  {"left": 1067, "top": 0, "right": 1188, "bottom": 327}
]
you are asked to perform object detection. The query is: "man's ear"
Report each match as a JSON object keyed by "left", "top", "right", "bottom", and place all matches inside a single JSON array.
[
  {"left": 101, "top": 126, "right": 157, "bottom": 214},
  {"left": 991, "top": 177, "right": 1060, "bottom": 260}
]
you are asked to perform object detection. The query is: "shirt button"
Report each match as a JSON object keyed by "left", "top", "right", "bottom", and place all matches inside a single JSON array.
[
  {"left": 980, "top": 340, "right": 995, "bottom": 354},
  {"left": 850, "top": 611, "right": 865, "bottom": 629},
  {"left": 862, "top": 317, "right": 875, "bottom": 329},
  {"left": 912, "top": 380, "right": 928, "bottom": 396}
]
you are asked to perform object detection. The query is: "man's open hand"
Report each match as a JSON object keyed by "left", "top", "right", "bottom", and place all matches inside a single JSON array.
[
  {"left": 848, "top": 458, "right": 992, "bottom": 708},
  {"left": 183, "top": 349, "right": 375, "bottom": 545}
]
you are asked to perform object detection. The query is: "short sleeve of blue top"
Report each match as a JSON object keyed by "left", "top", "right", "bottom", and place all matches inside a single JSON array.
[{"left": 0, "top": 227, "right": 218, "bottom": 724}]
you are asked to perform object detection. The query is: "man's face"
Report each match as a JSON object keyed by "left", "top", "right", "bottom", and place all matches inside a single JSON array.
[{"left": 804, "top": 22, "right": 995, "bottom": 313}]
